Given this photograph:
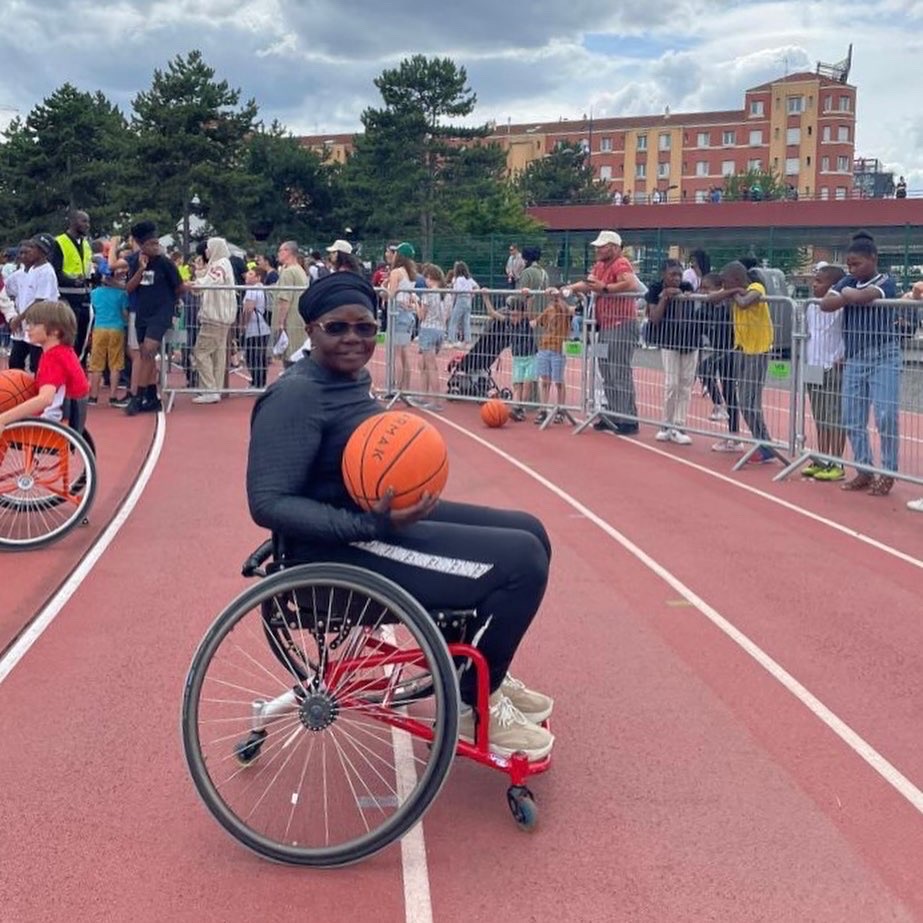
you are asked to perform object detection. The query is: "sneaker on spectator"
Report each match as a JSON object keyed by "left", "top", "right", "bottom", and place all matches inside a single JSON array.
[
  {"left": 457, "top": 694, "right": 554, "bottom": 760},
  {"left": 123, "top": 395, "right": 143, "bottom": 417},
  {"left": 907, "top": 498, "right": 923, "bottom": 513},
  {"left": 510, "top": 407, "right": 526, "bottom": 422},
  {"left": 813, "top": 464, "right": 845, "bottom": 481},
  {"left": 553, "top": 412, "right": 566, "bottom": 424},
  {"left": 87, "top": 396, "right": 98, "bottom": 406},
  {"left": 192, "top": 393, "right": 220, "bottom": 404},
  {"left": 139, "top": 396, "right": 162, "bottom": 413},
  {"left": 109, "top": 396, "right": 130, "bottom": 409},
  {"left": 842, "top": 471, "right": 873, "bottom": 492},
  {"left": 655, "top": 428, "right": 672, "bottom": 442},
  {"left": 669, "top": 430, "right": 692, "bottom": 445},
  {"left": 802, "top": 461, "right": 825, "bottom": 477},
  {"left": 711, "top": 438, "right": 743, "bottom": 453},
  {"left": 534, "top": 410, "right": 548, "bottom": 425},
  {"left": 746, "top": 449, "right": 775, "bottom": 465},
  {"left": 709, "top": 406, "right": 729, "bottom": 422},
  {"left": 500, "top": 673, "right": 554, "bottom": 722}
]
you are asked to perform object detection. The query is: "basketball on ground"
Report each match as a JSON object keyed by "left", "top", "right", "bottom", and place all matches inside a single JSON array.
[
  {"left": 480, "top": 399, "right": 510, "bottom": 428},
  {"left": 0, "top": 369, "right": 38, "bottom": 413},
  {"left": 342, "top": 411, "right": 449, "bottom": 511}
]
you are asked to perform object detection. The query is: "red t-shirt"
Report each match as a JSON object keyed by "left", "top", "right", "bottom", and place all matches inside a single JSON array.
[
  {"left": 36, "top": 344, "right": 89, "bottom": 421},
  {"left": 590, "top": 256, "right": 638, "bottom": 329}
]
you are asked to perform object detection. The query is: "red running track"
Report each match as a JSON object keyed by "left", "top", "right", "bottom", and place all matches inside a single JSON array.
[{"left": 1, "top": 393, "right": 922, "bottom": 922}]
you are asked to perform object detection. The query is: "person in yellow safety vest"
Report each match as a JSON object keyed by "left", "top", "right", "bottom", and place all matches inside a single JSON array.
[{"left": 51, "top": 209, "right": 95, "bottom": 361}]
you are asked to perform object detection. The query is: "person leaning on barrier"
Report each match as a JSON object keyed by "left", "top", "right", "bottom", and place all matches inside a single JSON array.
[
  {"left": 820, "top": 231, "right": 900, "bottom": 496},
  {"left": 273, "top": 241, "right": 309, "bottom": 365},
  {"left": 246, "top": 271, "right": 555, "bottom": 761},
  {"left": 566, "top": 230, "right": 642, "bottom": 435}
]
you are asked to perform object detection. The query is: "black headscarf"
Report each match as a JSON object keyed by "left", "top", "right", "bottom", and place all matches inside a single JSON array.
[{"left": 298, "top": 271, "right": 376, "bottom": 323}]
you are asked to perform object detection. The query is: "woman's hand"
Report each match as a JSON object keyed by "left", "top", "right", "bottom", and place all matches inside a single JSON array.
[{"left": 372, "top": 489, "right": 438, "bottom": 528}]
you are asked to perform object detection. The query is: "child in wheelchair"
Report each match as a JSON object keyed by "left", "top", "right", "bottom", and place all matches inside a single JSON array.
[
  {"left": 247, "top": 272, "right": 555, "bottom": 761},
  {"left": 0, "top": 300, "right": 89, "bottom": 434}
]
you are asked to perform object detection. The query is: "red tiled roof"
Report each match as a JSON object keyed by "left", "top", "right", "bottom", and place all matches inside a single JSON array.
[
  {"left": 745, "top": 71, "right": 855, "bottom": 92},
  {"left": 300, "top": 132, "right": 355, "bottom": 145}
]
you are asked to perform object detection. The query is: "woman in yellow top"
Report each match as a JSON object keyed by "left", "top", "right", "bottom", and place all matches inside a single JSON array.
[{"left": 721, "top": 261, "right": 775, "bottom": 463}]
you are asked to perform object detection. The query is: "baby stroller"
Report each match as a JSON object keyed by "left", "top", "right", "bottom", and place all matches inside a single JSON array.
[{"left": 446, "top": 318, "right": 513, "bottom": 400}]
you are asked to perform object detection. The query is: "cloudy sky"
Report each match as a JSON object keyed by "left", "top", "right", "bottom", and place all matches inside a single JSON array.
[{"left": 2, "top": 0, "right": 922, "bottom": 189}]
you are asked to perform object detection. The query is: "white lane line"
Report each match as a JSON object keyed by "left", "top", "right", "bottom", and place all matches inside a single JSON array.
[
  {"left": 0, "top": 413, "right": 166, "bottom": 685},
  {"left": 434, "top": 414, "right": 923, "bottom": 817},
  {"left": 615, "top": 435, "right": 923, "bottom": 571}
]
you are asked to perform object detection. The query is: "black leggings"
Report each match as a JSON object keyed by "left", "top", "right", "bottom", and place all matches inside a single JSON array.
[
  {"left": 244, "top": 335, "right": 270, "bottom": 389},
  {"left": 287, "top": 500, "right": 551, "bottom": 704}
]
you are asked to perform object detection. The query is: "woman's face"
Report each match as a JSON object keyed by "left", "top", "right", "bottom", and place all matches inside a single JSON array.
[{"left": 308, "top": 303, "right": 378, "bottom": 376}]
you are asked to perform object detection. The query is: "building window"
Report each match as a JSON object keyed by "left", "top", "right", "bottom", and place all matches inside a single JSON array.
[
  {"left": 824, "top": 95, "right": 833, "bottom": 111},
  {"left": 837, "top": 155, "right": 850, "bottom": 172},
  {"left": 835, "top": 186, "right": 848, "bottom": 199},
  {"left": 822, "top": 126, "right": 831, "bottom": 142},
  {"left": 637, "top": 134, "right": 648, "bottom": 151},
  {"left": 749, "top": 100, "right": 765, "bottom": 117},
  {"left": 837, "top": 126, "right": 850, "bottom": 142},
  {"left": 820, "top": 187, "right": 830, "bottom": 200},
  {"left": 786, "top": 127, "right": 801, "bottom": 145},
  {"left": 657, "top": 161, "right": 670, "bottom": 178},
  {"left": 695, "top": 189, "right": 708, "bottom": 203},
  {"left": 721, "top": 160, "right": 735, "bottom": 176},
  {"left": 787, "top": 96, "right": 804, "bottom": 114},
  {"left": 635, "top": 162, "right": 646, "bottom": 178},
  {"left": 749, "top": 129, "right": 763, "bottom": 145},
  {"left": 806, "top": 156, "right": 812, "bottom": 166},
  {"left": 695, "top": 161, "right": 709, "bottom": 177},
  {"left": 697, "top": 132, "right": 710, "bottom": 147},
  {"left": 748, "top": 159, "right": 762, "bottom": 171},
  {"left": 785, "top": 157, "right": 800, "bottom": 175},
  {"left": 600, "top": 137, "right": 613, "bottom": 152},
  {"left": 839, "top": 96, "right": 851, "bottom": 112},
  {"left": 774, "top": 127, "right": 780, "bottom": 140},
  {"left": 722, "top": 130, "right": 735, "bottom": 146},
  {"left": 658, "top": 132, "right": 671, "bottom": 151},
  {"left": 821, "top": 156, "right": 830, "bottom": 172},
  {"left": 599, "top": 165, "right": 612, "bottom": 180}
]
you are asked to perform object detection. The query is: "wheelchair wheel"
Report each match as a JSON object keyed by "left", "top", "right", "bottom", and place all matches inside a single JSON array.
[
  {"left": 182, "top": 563, "right": 460, "bottom": 867},
  {"left": 0, "top": 420, "right": 97, "bottom": 550}
]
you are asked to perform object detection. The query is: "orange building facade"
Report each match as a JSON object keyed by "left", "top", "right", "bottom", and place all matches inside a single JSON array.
[{"left": 300, "top": 71, "right": 857, "bottom": 204}]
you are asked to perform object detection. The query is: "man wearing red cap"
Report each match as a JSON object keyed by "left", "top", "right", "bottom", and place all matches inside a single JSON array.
[{"left": 568, "top": 230, "right": 643, "bottom": 434}]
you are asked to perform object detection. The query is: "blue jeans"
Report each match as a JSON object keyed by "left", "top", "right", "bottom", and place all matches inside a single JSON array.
[
  {"left": 448, "top": 298, "right": 472, "bottom": 343},
  {"left": 842, "top": 343, "right": 901, "bottom": 473}
]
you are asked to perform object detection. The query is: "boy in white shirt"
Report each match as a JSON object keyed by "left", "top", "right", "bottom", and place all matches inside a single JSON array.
[
  {"left": 804, "top": 264, "right": 847, "bottom": 480},
  {"left": 1, "top": 237, "right": 59, "bottom": 372}
]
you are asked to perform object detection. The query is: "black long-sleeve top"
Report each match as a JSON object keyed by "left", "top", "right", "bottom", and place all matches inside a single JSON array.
[{"left": 247, "top": 359, "right": 389, "bottom": 554}]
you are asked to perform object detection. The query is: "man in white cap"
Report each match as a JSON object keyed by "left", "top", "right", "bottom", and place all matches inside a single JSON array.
[{"left": 569, "top": 230, "right": 643, "bottom": 433}]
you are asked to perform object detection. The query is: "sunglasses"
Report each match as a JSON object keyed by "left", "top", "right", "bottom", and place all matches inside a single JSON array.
[{"left": 316, "top": 320, "right": 379, "bottom": 338}]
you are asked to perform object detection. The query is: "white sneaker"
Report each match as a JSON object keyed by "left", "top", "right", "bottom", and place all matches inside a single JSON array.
[
  {"left": 669, "top": 429, "right": 692, "bottom": 445},
  {"left": 655, "top": 428, "right": 672, "bottom": 442},
  {"left": 457, "top": 694, "right": 554, "bottom": 761},
  {"left": 192, "top": 393, "right": 220, "bottom": 404},
  {"left": 709, "top": 406, "right": 729, "bottom": 422},
  {"left": 712, "top": 438, "right": 743, "bottom": 453},
  {"left": 500, "top": 673, "right": 554, "bottom": 722},
  {"left": 907, "top": 498, "right": 923, "bottom": 513}
]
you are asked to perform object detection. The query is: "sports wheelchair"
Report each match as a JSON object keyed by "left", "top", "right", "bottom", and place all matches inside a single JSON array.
[
  {"left": 0, "top": 400, "right": 96, "bottom": 550},
  {"left": 181, "top": 538, "right": 552, "bottom": 868}
]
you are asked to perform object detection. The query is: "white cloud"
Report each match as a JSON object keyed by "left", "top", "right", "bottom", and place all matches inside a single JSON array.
[{"left": 0, "top": 0, "right": 921, "bottom": 188}]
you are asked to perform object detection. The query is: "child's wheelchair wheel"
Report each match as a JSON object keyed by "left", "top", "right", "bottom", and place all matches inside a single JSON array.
[
  {"left": 0, "top": 420, "right": 97, "bottom": 550},
  {"left": 182, "top": 563, "right": 460, "bottom": 867}
]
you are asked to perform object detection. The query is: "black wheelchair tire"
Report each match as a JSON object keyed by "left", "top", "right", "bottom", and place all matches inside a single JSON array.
[{"left": 181, "top": 562, "right": 460, "bottom": 867}]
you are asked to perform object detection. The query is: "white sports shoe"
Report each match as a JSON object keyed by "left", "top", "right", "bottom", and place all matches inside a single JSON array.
[
  {"left": 457, "top": 694, "right": 554, "bottom": 761},
  {"left": 655, "top": 428, "right": 672, "bottom": 442},
  {"left": 669, "top": 429, "right": 692, "bottom": 445},
  {"left": 192, "top": 393, "right": 220, "bottom": 404},
  {"left": 907, "top": 498, "right": 923, "bottom": 513},
  {"left": 500, "top": 673, "right": 554, "bottom": 722}
]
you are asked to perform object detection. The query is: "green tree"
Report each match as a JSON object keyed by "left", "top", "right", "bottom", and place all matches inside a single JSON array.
[
  {"left": 130, "top": 50, "right": 259, "bottom": 250},
  {"left": 515, "top": 141, "right": 611, "bottom": 206},
  {"left": 722, "top": 167, "right": 787, "bottom": 202},
  {"left": 339, "top": 55, "right": 489, "bottom": 257},
  {"left": 0, "top": 84, "right": 131, "bottom": 240},
  {"left": 242, "top": 122, "right": 339, "bottom": 245}
]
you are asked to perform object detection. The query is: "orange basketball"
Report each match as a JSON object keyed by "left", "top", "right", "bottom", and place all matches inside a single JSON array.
[
  {"left": 480, "top": 399, "right": 510, "bottom": 428},
  {"left": 342, "top": 411, "right": 449, "bottom": 511},
  {"left": 0, "top": 369, "right": 38, "bottom": 413}
]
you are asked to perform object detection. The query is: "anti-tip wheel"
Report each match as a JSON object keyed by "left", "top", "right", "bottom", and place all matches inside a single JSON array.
[{"left": 506, "top": 785, "right": 537, "bottom": 831}]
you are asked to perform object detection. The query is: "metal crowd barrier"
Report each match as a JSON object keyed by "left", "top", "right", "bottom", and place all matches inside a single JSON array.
[
  {"left": 778, "top": 298, "right": 923, "bottom": 487},
  {"left": 159, "top": 284, "right": 307, "bottom": 410},
  {"left": 378, "top": 287, "right": 592, "bottom": 428}
]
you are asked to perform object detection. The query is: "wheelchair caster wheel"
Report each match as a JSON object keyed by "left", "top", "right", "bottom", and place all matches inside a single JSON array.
[
  {"left": 234, "top": 729, "right": 268, "bottom": 766},
  {"left": 507, "top": 785, "right": 537, "bottom": 830}
]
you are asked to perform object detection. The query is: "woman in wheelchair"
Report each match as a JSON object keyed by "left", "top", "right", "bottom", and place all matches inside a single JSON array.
[
  {"left": 247, "top": 272, "right": 554, "bottom": 761},
  {"left": 0, "top": 300, "right": 89, "bottom": 434}
]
